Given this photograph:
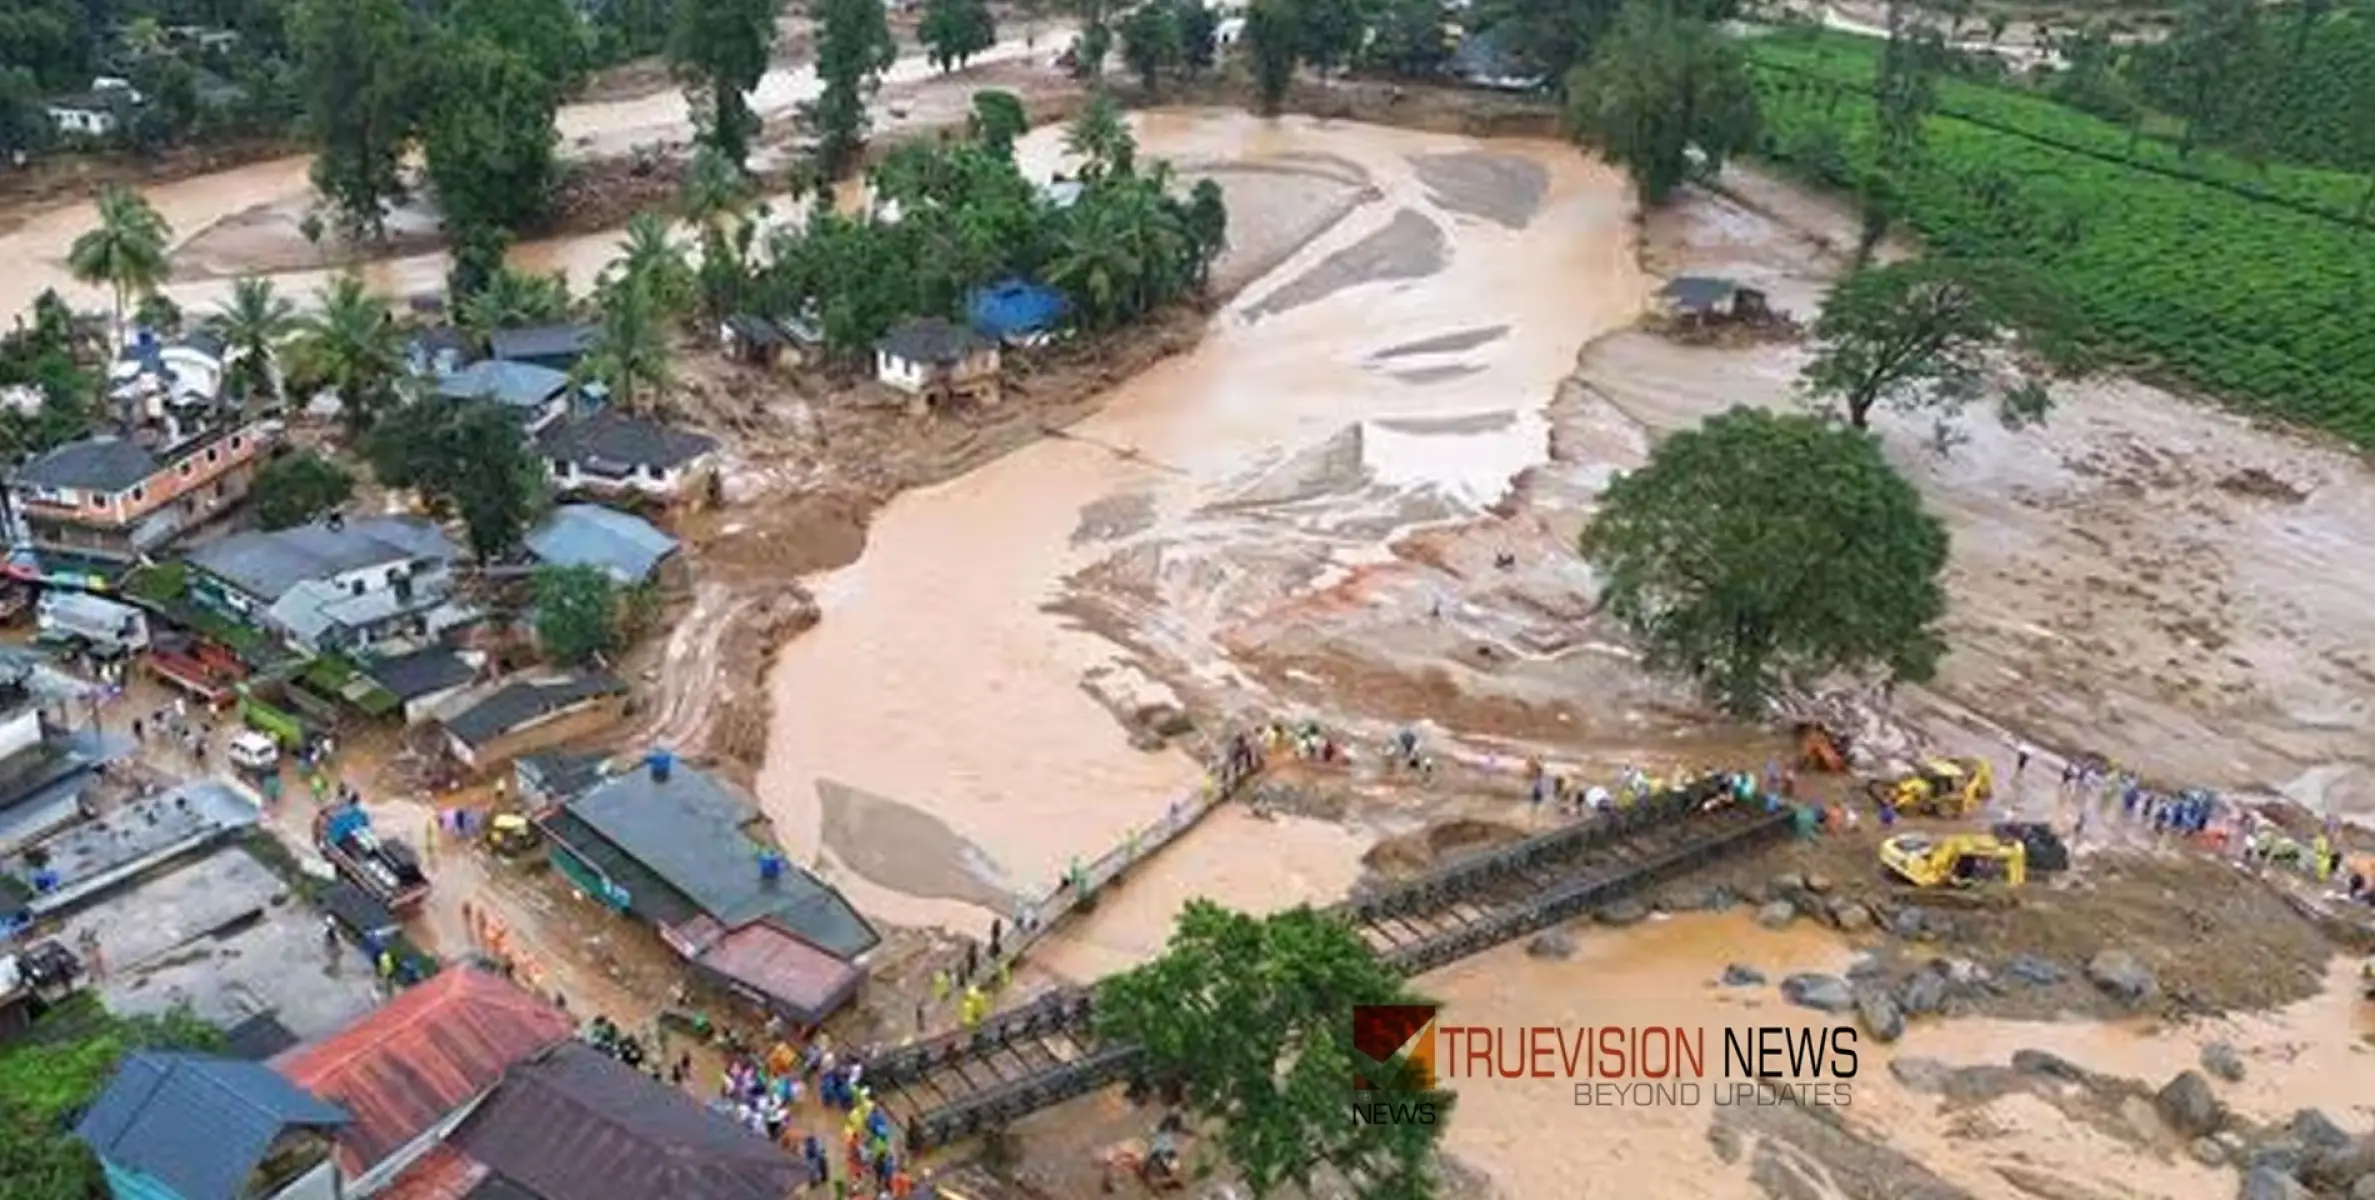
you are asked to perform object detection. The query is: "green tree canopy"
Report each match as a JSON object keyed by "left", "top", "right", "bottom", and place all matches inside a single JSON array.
[
  {"left": 1797, "top": 258, "right": 2078, "bottom": 434},
  {"left": 810, "top": 0, "right": 897, "bottom": 177},
  {"left": 1564, "top": 0, "right": 1759, "bottom": 206},
  {"left": 921, "top": 0, "right": 998, "bottom": 71},
  {"left": 421, "top": 38, "right": 565, "bottom": 248},
  {"left": 296, "top": 0, "right": 426, "bottom": 237},
  {"left": 968, "top": 88, "right": 1030, "bottom": 157},
  {"left": 1097, "top": 902, "right": 1449, "bottom": 1199},
  {"left": 670, "top": 0, "right": 786, "bottom": 168},
  {"left": 1578, "top": 407, "right": 1950, "bottom": 717},
  {"left": 251, "top": 451, "right": 357, "bottom": 530},
  {"left": 1243, "top": 0, "right": 1302, "bottom": 115},
  {"left": 68, "top": 186, "right": 173, "bottom": 341},
  {"left": 533, "top": 563, "right": 621, "bottom": 666},
  {"left": 209, "top": 277, "right": 298, "bottom": 408},
  {"left": 1118, "top": 0, "right": 1185, "bottom": 94},
  {"left": 364, "top": 399, "right": 548, "bottom": 559},
  {"left": 289, "top": 274, "right": 404, "bottom": 438},
  {"left": 445, "top": 0, "right": 588, "bottom": 90}
]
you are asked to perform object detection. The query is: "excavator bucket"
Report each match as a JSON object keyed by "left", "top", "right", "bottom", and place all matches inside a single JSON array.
[{"left": 1795, "top": 723, "right": 1847, "bottom": 774}]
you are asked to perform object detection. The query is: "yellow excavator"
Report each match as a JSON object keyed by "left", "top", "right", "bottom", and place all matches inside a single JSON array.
[
  {"left": 1868, "top": 757, "right": 1995, "bottom": 818},
  {"left": 1880, "top": 832, "right": 2027, "bottom": 888}
]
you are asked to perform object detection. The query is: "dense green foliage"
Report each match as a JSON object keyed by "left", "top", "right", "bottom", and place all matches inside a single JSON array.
[
  {"left": 1097, "top": 902, "right": 1448, "bottom": 1199},
  {"left": 669, "top": 0, "right": 785, "bottom": 168},
  {"left": 66, "top": 186, "right": 172, "bottom": 337},
  {"left": 251, "top": 449, "right": 356, "bottom": 529},
  {"left": 364, "top": 398, "right": 548, "bottom": 560},
  {"left": 809, "top": 0, "right": 898, "bottom": 177},
  {"left": 1579, "top": 407, "right": 1949, "bottom": 717},
  {"left": 744, "top": 94, "right": 1226, "bottom": 352},
  {"left": 0, "top": 1000, "right": 223, "bottom": 1200},
  {"left": 1748, "top": 28, "right": 2375, "bottom": 446},
  {"left": 1564, "top": 0, "right": 1759, "bottom": 205},
  {"left": 921, "top": 0, "right": 998, "bottom": 72},
  {"left": 533, "top": 564, "right": 622, "bottom": 665},
  {"left": 0, "top": 292, "right": 99, "bottom": 462},
  {"left": 287, "top": 274, "right": 403, "bottom": 437},
  {"left": 2126, "top": 0, "right": 2375, "bottom": 178},
  {"left": 1799, "top": 258, "right": 2076, "bottom": 434}
]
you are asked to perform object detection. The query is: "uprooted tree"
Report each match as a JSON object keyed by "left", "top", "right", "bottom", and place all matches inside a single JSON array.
[
  {"left": 1797, "top": 258, "right": 2082, "bottom": 439},
  {"left": 1096, "top": 902, "right": 1448, "bottom": 1199},
  {"left": 1578, "top": 407, "right": 1950, "bottom": 718}
]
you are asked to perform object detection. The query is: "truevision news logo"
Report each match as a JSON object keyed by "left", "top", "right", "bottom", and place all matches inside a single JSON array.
[{"left": 1351, "top": 1004, "right": 1445, "bottom": 1126}]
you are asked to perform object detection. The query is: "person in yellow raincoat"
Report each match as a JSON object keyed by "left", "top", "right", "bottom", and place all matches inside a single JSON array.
[{"left": 959, "top": 985, "right": 987, "bottom": 1031}]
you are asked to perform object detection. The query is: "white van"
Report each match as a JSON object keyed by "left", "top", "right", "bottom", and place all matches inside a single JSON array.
[{"left": 35, "top": 589, "right": 150, "bottom": 654}]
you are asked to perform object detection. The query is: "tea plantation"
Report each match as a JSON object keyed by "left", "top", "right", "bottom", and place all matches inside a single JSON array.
[{"left": 1745, "top": 31, "right": 2375, "bottom": 447}]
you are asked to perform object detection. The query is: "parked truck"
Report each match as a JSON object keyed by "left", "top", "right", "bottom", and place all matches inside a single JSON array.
[
  {"left": 35, "top": 589, "right": 149, "bottom": 655},
  {"left": 313, "top": 805, "right": 430, "bottom": 913}
]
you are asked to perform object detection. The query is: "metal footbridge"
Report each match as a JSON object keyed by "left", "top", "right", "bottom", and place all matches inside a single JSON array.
[{"left": 857, "top": 780, "right": 1794, "bottom": 1149}]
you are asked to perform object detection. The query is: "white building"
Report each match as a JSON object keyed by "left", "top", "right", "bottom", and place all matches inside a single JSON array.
[{"left": 536, "top": 410, "right": 721, "bottom": 501}]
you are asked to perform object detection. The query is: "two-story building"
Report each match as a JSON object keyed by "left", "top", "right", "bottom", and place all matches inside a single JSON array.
[
  {"left": 7, "top": 422, "right": 276, "bottom": 560},
  {"left": 874, "top": 316, "right": 1000, "bottom": 410},
  {"left": 432, "top": 361, "right": 572, "bottom": 435},
  {"left": 73, "top": 1051, "right": 351, "bottom": 1200},
  {"left": 534, "top": 410, "right": 718, "bottom": 501},
  {"left": 183, "top": 515, "right": 475, "bottom": 659}
]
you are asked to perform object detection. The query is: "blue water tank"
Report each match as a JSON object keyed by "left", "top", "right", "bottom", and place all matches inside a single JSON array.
[
  {"left": 645, "top": 748, "right": 674, "bottom": 783},
  {"left": 756, "top": 850, "right": 785, "bottom": 882}
]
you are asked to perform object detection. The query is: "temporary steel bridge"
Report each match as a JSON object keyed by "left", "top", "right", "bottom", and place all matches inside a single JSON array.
[{"left": 858, "top": 781, "right": 1794, "bottom": 1150}]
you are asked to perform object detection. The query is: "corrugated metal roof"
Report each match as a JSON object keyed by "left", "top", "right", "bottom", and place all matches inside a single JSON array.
[
  {"left": 15, "top": 435, "right": 159, "bottom": 492},
  {"left": 525, "top": 505, "right": 680, "bottom": 585},
  {"left": 696, "top": 921, "right": 865, "bottom": 1023},
  {"left": 436, "top": 360, "right": 571, "bottom": 410},
  {"left": 187, "top": 516, "right": 459, "bottom": 603},
  {"left": 378, "top": 1142, "right": 492, "bottom": 1200},
  {"left": 441, "top": 671, "right": 627, "bottom": 749},
  {"left": 274, "top": 966, "right": 576, "bottom": 1176},
  {"left": 76, "top": 1052, "right": 350, "bottom": 1200},
  {"left": 451, "top": 1042, "right": 801, "bottom": 1200}
]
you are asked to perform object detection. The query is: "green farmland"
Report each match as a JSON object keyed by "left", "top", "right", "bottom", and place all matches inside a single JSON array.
[{"left": 1743, "top": 31, "right": 2375, "bottom": 446}]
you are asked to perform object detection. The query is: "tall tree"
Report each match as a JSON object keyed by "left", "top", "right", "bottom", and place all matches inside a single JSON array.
[
  {"left": 446, "top": 0, "right": 587, "bottom": 90},
  {"left": 2159, "top": 0, "right": 2261, "bottom": 156},
  {"left": 1243, "top": 0, "right": 1301, "bottom": 115},
  {"left": 1118, "top": 0, "right": 1184, "bottom": 93},
  {"left": 670, "top": 0, "right": 787, "bottom": 169},
  {"left": 250, "top": 450, "right": 355, "bottom": 529},
  {"left": 609, "top": 211, "right": 698, "bottom": 317},
  {"left": 533, "top": 564, "right": 621, "bottom": 665},
  {"left": 1098, "top": 903, "right": 1448, "bottom": 1200},
  {"left": 458, "top": 266, "right": 574, "bottom": 338},
  {"left": 921, "top": 0, "right": 998, "bottom": 71},
  {"left": 421, "top": 39, "right": 564, "bottom": 249},
  {"left": 969, "top": 88, "right": 1030, "bottom": 157},
  {"left": 1580, "top": 407, "right": 1950, "bottom": 717},
  {"left": 584, "top": 277, "right": 675, "bottom": 412},
  {"left": 1859, "top": 0, "right": 1942, "bottom": 262},
  {"left": 810, "top": 0, "right": 896, "bottom": 177},
  {"left": 1798, "top": 259, "right": 2077, "bottom": 434},
  {"left": 365, "top": 398, "right": 546, "bottom": 557},
  {"left": 1564, "top": 0, "right": 1759, "bottom": 206},
  {"left": 1476, "top": 0, "right": 1623, "bottom": 87},
  {"left": 67, "top": 186, "right": 174, "bottom": 344},
  {"left": 1293, "top": 0, "right": 1365, "bottom": 75},
  {"left": 289, "top": 274, "right": 404, "bottom": 437},
  {"left": 295, "top": 0, "right": 425, "bottom": 238},
  {"left": 1064, "top": 93, "right": 1136, "bottom": 180},
  {"left": 207, "top": 276, "right": 297, "bottom": 408},
  {"left": 1364, "top": 0, "right": 1451, "bottom": 79}
]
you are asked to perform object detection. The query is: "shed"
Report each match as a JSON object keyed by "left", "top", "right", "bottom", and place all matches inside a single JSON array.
[
  {"left": 524, "top": 505, "right": 681, "bottom": 585},
  {"left": 966, "top": 278, "right": 1068, "bottom": 345},
  {"left": 75, "top": 1051, "right": 350, "bottom": 1200},
  {"left": 1656, "top": 276, "right": 1770, "bottom": 324},
  {"left": 438, "top": 671, "right": 629, "bottom": 772},
  {"left": 360, "top": 647, "right": 481, "bottom": 726},
  {"left": 718, "top": 314, "right": 785, "bottom": 366}
]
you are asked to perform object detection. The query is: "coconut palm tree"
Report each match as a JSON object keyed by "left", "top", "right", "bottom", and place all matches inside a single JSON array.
[
  {"left": 208, "top": 276, "right": 297, "bottom": 410},
  {"left": 458, "top": 267, "right": 573, "bottom": 342},
  {"left": 583, "top": 277, "right": 673, "bottom": 414},
  {"left": 67, "top": 186, "right": 174, "bottom": 345},
  {"left": 1062, "top": 96, "right": 1136, "bottom": 182},
  {"left": 289, "top": 274, "right": 403, "bottom": 438},
  {"left": 607, "top": 212, "right": 696, "bottom": 318}
]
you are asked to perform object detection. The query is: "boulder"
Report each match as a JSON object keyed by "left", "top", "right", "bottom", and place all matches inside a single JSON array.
[
  {"left": 2005, "top": 954, "right": 2068, "bottom": 986},
  {"left": 2010, "top": 1048, "right": 2090, "bottom": 1083},
  {"left": 2246, "top": 1137, "right": 2307, "bottom": 1179},
  {"left": 2301, "top": 1137, "right": 2375, "bottom": 1191},
  {"left": 2086, "top": 950, "right": 2159, "bottom": 1007},
  {"left": 1828, "top": 899, "right": 1873, "bottom": 933},
  {"left": 2201, "top": 1041, "right": 2247, "bottom": 1083},
  {"left": 1891, "top": 906, "right": 1953, "bottom": 940},
  {"left": 1597, "top": 898, "right": 1651, "bottom": 927},
  {"left": 1888, "top": 1057, "right": 1953, "bottom": 1093},
  {"left": 1766, "top": 872, "right": 1806, "bottom": 901},
  {"left": 2239, "top": 1167, "right": 2311, "bottom": 1200},
  {"left": 2155, "top": 1070, "right": 2223, "bottom": 1139},
  {"left": 1801, "top": 872, "right": 1834, "bottom": 894},
  {"left": 1526, "top": 930, "right": 1577, "bottom": 960},
  {"left": 2350, "top": 1174, "right": 2375, "bottom": 1200},
  {"left": 2289, "top": 1109, "right": 2353, "bottom": 1152},
  {"left": 2192, "top": 1138, "right": 2227, "bottom": 1167},
  {"left": 1854, "top": 987, "right": 1906, "bottom": 1043},
  {"left": 1757, "top": 900, "right": 1799, "bottom": 930},
  {"left": 1898, "top": 969, "right": 1950, "bottom": 1017},
  {"left": 1720, "top": 963, "right": 1766, "bottom": 987},
  {"left": 1844, "top": 953, "right": 1891, "bottom": 982},
  {"left": 1704, "top": 884, "right": 1742, "bottom": 912},
  {"left": 1780, "top": 973, "right": 1855, "bottom": 1014}
]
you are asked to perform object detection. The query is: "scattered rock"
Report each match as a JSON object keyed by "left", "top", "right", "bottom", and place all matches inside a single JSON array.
[
  {"left": 1801, "top": 872, "right": 1833, "bottom": 894},
  {"left": 1720, "top": 963, "right": 1766, "bottom": 987},
  {"left": 1756, "top": 900, "right": 1798, "bottom": 929},
  {"left": 2156, "top": 1070, "right": 2223, "bottom": 1139},
  {"left": 1765, "top": 872, "right": 1805, "bottom": 901},
  {"left": 2247, "top": 1138, "right": 2307, "bottom": 1179},
  {"left": 2301, "top": 1137, "right": 2375, "bottom": 1191},
  {"left": 1889, "top": 1057, "right": 1952, "bottom": 1093},
  {"left": 2289, "top": 1109, "right": 2352, "bottom": 1152},
  {"left": 2011, "top": 1049, "right": 2091, "bottom": 1083},
  {"left": 2201, "top": 1041, "right": 2247, "bottom": 1083},
  {"left": 1938, "top": 957, "right": 1990, "bottom": 990},
  {"left": 1780, "top": 973, "right": 1855, "bottom": 1013},
  {"left": 1854, "top": 987, "right": 1905, "bottom": 1043},
  {"left": 2193, "top": 1138, "right": 2228, "bottom": 1167},
  {"left": 1525, "top": 930, "right": 1576, "bottom": 960},
  {"left": 2005, "top": 954, "right": 2067, "bottom": 986},
  {"left": 1844, "top": 953, "right": 1891, "bottom": 982},
  {"left": 1890, "top": 906, "right": 1954, "bottom": 940},
  {"left": 2350, "top": 1174, "right": 2375, "bottom": 1200},
  {"left": 1827, "top": 898, "right": 1873, "bottom": 933},
  {"left": 2217, "top": 467, "right": 2307, "bottom": 503},
  {"left": 1704, "top": 884, "right": 1742, "bottom": 912},
  {"left": 2239, "top": 1166, "right": 2312, "bottom": 1200},
  {"left": 1596, "top": 898, "right": 1650, "bottom": 927},
  {"left": 1898, "top": 969, "right": 1949, "bottom": 1017},
  {"left": 2086, "top": 949, "right": 2160, "bottom": 1007},
  {"left": 1706, "top": 1121, "right": 1742, "bottom": 1165}
]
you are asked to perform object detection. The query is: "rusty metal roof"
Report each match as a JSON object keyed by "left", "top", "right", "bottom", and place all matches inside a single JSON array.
[
  {"left": 275, "top": 965, "right": 576, "bottom": 1175},
  {"left": 451, "top": 1041, "right": 802, "bottom": 1200}
]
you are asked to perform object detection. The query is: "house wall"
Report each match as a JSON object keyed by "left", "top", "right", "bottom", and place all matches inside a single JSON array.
[
  {"left": 49, "top": 107, "right": 116, "bottom": 137},
  {"left": 547, "top": 453, "right": 711, "bottom": 498},
  {"left": 11, "top": 424, "right": 273, "bottom": 557},
  {"left": 399, "top": 682, "right": 473, "bottom": 728},
  {"left": 444, "top": 693, "right": 628, "bottom": 773},
  {"left": 874, "top": 350, "right": 927, "bottom": 394},
  {"left": 873, "top": 349, "right": 1000, "bottom": 396}
]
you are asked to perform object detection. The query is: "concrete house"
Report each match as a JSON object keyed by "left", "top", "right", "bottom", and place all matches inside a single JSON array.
[
  {"left": 273, "top": 966, "right": 575, "bottom": 1197},
  {"left": 436, "top": 670, "right": 628, "bottom": 773},
  {"left": 539, "top": 758, "right": 878, "bottom": 1023},
  {"left": 433, "top": 361, "right": 572, "bottom": 434},
  {"left": 358, "top": 646, "right": 482, "bottom": 726},
  {"left": 523, "top": 505, "right": 680, "bottom": 586},
  {"left": 184, "top": 515, "right": 474, "bottom": 659},
  {"left": 535, "top": 411, "right": 718, "bottom": 501},
  {"left": 74, "top": 1051, "right": 351, "bottom": 1200},
  {"left": 110, "top": 329, "right": 230, "bottom": 412},
  {"left": 7, "top": 422, "right": 276, "bottom": 559},
  {"left": 874, "top": 317, "right": 999, "bottom": 407},
  {"left": 48, "top": 79, "right": 141, "bottom": 138}
]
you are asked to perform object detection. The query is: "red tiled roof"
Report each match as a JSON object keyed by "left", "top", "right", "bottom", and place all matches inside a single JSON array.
[
  {"left": 275, "top": 966, "right": 576, "bottom": 1175},
  {"left": 378, "top": 1144, "right": 491, "bottom": 1200}
]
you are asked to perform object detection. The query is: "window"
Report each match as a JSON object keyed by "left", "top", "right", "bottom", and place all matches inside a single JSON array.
[
  {"left": 350, "top": 579, "right": 366, "bottom": 597},
  {"left": 231, "top": 435, "right": 244, "bottom": 450},
  {"left": 179, "top": 461, "right": 192, "bottom": 476},
  {"left": 206, "top": 447, "right": 219, "bottom": 464},
  {"left": 130, "top": 487, "right": 145, "bottom": 504}
]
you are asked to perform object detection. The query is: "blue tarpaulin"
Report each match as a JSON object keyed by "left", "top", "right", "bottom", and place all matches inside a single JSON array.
[{"left": 966, "top": 278, "right": 1068, "bottom": 341}]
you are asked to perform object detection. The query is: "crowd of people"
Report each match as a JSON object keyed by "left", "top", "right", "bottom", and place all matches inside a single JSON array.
[{"left": 697, "top": 1029, "right": 943, "bottom": 1198}]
